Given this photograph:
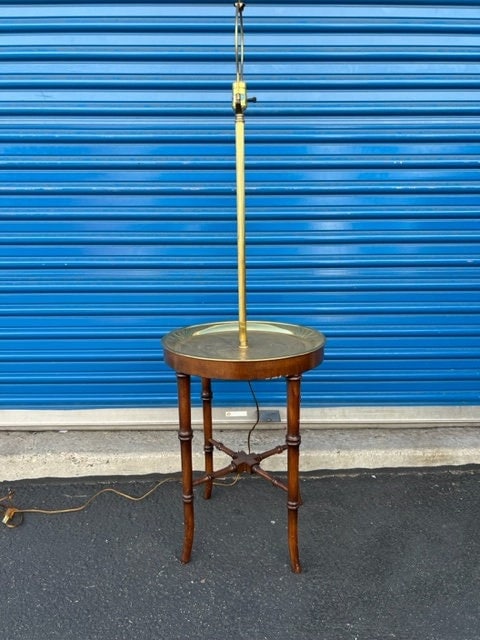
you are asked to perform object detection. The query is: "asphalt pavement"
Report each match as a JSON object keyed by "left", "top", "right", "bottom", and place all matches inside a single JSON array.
[{"left": 1, "top": 466, "right": 479, "bottom": 640}]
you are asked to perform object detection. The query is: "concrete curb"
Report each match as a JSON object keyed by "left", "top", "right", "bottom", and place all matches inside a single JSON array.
[{"left": 1, "top": 427, "right": 480, "bottom": 481}]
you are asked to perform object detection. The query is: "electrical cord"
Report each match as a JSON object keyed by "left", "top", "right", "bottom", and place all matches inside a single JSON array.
[
  {"left": 247, "top": 380, "right": 260, "bottom": 454},
  {"left": 0, "top": 478, "right": 177, "bottom": 529},
  {"left": 0, "top": 473, "right": 240, "bottom": 529}
]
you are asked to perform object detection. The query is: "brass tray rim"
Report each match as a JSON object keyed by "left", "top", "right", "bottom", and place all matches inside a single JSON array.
[{"left": 162, "top": 320, "right": 326, "bottom": 363}]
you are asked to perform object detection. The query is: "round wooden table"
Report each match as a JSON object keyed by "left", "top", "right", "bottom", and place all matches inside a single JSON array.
[{"left": 162, "top": 320, "right": 325, "bottom": 573}]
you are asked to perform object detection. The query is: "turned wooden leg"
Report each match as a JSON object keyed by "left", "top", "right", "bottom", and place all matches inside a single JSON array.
[
  {"left": 201, "top": 377, "right": 214, "bottom": 500},
  {"left": 177, "top": 372, "right": 194, "bottom": 564},
  {"left": 286, "top": 374, "right": 302, "bottom": 573}
]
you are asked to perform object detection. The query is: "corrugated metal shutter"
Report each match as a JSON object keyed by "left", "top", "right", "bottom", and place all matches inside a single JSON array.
[{"left": 1, "top": 2, "right": 479, "bottom": 412}]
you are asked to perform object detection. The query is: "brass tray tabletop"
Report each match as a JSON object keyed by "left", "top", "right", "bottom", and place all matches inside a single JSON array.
[{"left": 162, "top": 321, "right": 325, "bottom": 363}]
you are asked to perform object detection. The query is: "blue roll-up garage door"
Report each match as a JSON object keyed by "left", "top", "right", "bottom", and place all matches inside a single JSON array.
[{"left": 1, "top": 2, "right": 479, "bottom": 415}]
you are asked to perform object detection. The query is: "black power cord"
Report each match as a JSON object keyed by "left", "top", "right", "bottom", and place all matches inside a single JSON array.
[{"left": 247, "top": 380, "right": 260, "bottom": 454}]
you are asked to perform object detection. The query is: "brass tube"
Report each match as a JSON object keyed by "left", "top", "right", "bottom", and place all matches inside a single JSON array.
[
  {"left": 235, "top": 110, "right": 248, "bottom": 348},
  {"left": 233, "top": 2, "right": 248, "bottom": 349}
]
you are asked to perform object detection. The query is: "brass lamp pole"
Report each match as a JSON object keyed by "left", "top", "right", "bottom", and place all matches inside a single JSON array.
[{"left": 233, "top": 2, "right": 250, "bottom": 348}]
